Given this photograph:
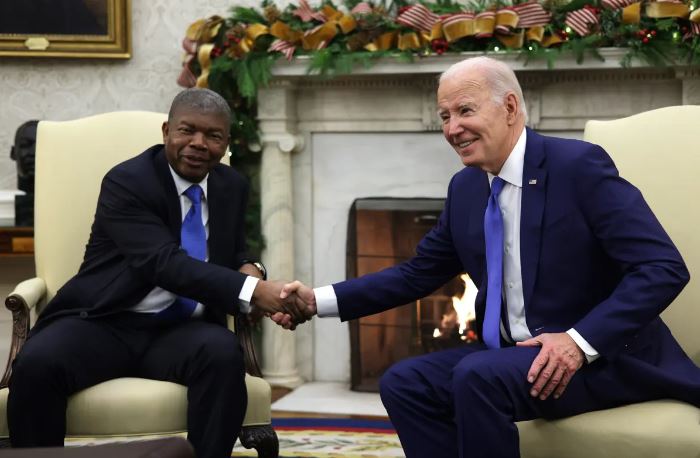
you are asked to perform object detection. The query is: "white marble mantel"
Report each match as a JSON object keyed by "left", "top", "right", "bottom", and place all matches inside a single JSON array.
[{"left": 256, "top": 50, "right": 700, "bottom": 386}]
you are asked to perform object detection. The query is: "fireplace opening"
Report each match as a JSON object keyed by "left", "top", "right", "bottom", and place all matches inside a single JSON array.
[{"left": 347, "top": 198, "right": 478, "bottom": 392}]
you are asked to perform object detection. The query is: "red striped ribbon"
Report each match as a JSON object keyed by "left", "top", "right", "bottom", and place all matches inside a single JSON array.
[
  {"left": 293, "top": 0, "right": 327, "bottom": 22},
  {"left": 513, "top": 1, "right": 551, "bottom": 28},
  {"left": 351, "top": 2, "right": 373, "bottom": 15},
  {"left": 565, "top": 7, "right": 600, "bottom": 36},
  {"left": 268, "top": 39, "right": 296, "bottom": 60},
  {"left": 396, "top": 4, "right": 440, "bottom": 33}
]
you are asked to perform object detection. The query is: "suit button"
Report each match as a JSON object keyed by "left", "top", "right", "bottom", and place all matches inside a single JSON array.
[{"left": 79, "top": 311, "right": 88, "bottom": 319}]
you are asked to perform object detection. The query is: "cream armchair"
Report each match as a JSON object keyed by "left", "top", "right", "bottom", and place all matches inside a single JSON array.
[
  {"left": 517, "top": 105, "right": 700, "bottom": 457},
  {"left": 0, "top": 112, "right": 278, "bottom": 457}
]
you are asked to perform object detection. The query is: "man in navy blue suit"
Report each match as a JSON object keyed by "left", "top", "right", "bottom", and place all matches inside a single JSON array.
[
  {"left": 7, "top": 88, "right": 302, "bottom": 458},
  {"left": 277, "top": 57, "right": 700, "bottom": 457}
]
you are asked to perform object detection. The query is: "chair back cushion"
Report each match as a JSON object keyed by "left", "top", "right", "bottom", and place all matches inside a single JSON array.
[
  {"left": 34, "top": 112, "right": 168, "bottom": 304},
  {"left": 584, "top": 105, "right": 700, "bottom": 363}
]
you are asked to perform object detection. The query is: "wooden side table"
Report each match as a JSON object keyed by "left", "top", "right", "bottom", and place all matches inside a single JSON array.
[{"left": 0, "top": 227, "right": 33, "bottom": 257}]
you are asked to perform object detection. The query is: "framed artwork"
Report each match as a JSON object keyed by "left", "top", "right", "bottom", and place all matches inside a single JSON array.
[{"left": 0, "top": 0, "right": 131, "bottom": 59}]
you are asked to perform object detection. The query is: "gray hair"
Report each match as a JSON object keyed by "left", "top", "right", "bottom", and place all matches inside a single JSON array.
[
  {"left": 439, "top": 56, "right": 528, "bottom": 121},
  {"left": 168, "top": 88, "right": 232, "bottom": 124}
]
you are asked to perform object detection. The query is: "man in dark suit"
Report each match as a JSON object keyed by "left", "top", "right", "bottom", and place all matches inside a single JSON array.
[
  {"left": 277, "top": 57, "right": 700, "bottom": 457},
  {"left": 7, "top": 88, "right": 299, "bottom": 458}
]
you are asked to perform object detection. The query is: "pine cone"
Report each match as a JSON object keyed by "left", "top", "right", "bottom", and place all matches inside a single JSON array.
[
  {"left": 347, "top": 31, "right": 371, "bottom": 51},
  {"left": 264, "top": 5, "right": 281, "bottom": 23}
]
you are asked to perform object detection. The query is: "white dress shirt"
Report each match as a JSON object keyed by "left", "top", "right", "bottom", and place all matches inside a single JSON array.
[
  {"left": 130, "top": 166, "right": 256, "bottom": 315},
  {"left": 316, "top": 129, "right": 598, "bottom": 362}
]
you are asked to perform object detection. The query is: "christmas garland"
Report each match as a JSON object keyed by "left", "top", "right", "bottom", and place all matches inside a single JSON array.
[{"left": 177, "top": 0, "right": 700, "bottom": 253}]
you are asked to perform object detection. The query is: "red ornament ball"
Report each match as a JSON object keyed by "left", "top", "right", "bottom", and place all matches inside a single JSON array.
[{"left": 431, "top": 38, "right": 449, "bottom": 55}]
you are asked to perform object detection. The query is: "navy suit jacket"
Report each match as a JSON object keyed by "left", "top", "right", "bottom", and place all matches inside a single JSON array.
[
  {"left": 334, "top": 128, "right": 700, "bottom": 404},
  {"left": 34, "top": 145, "right": 251, "bottom": 333}
]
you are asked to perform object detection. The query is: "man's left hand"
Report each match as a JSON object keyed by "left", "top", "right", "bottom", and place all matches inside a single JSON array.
[{"left": 516, "top": 332, "right": 585, "bottom": 400}]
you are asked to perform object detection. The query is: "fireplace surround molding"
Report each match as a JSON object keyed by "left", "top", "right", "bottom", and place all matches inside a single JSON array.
[{"left": 256, "top": 50, "right": 699, "bottom": 386}]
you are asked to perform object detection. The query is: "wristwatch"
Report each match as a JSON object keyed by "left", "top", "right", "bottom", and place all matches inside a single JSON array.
[{"left": 251, "top": 261, "right": 267, "bottom": 280}]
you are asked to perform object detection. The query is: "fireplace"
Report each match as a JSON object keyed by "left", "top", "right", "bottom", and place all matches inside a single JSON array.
[{"left": 347, "top": 198, "right": 478, "bottom": 392}]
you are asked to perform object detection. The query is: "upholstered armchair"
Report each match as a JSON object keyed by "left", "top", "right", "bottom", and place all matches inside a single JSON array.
[
  {"left": 0, "top": 112, "right": 278, "bottom": 457},
  {"left": 517, "top": 105, "right": 700, "bottom": 457}
]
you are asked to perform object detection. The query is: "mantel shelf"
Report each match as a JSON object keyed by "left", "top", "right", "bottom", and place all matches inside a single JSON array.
[{"left": 270, "top": 48, "right": 665, "bottom": 77}]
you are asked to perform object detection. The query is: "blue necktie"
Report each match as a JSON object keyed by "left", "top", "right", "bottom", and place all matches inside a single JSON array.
[
  {"left": 159, "top": 184, "right": 206, "bottom": 320},
  {"left": 483, "top": 177, "right": 505, "bottom": 349}
]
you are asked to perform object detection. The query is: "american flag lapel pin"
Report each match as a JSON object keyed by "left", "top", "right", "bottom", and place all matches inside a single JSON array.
[{"left": 528, "top": 179, "right": 537, "bottom": 185}]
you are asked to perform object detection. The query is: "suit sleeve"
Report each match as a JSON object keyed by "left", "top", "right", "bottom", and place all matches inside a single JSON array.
[
  {"left": 233, "top": 177, "right": 251, "bottom": 268},
  {"left": 571, "top": 144, "right": 689, "bottom": 358},
  {"left": 334, "top": 175, "right": 465, "bottom": 321},
  {"left": 95, "top": 169, "right": 247, "bottom": 315}
]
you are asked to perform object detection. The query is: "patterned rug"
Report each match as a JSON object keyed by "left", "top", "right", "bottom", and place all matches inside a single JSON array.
[
  {"left": 65, "top": 418, "right": 405, "bottom": 457},
  {"left": 237, "top": 418, "right": 405, "bottom": 457}
]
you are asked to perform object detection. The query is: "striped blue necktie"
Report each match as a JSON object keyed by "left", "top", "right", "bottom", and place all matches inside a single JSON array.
[{"left": 483, "top": 176, "right": 505, "bottom": 349}]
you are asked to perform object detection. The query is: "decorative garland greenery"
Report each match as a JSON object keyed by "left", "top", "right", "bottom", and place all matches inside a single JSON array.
[{"left": 177, "top": 0, "right": 700, "bottom": 254}]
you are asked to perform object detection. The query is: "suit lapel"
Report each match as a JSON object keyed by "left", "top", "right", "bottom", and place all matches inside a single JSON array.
[
  {"left": 206, "top": 170, "right": 227, "bottom": 265},
  {"left": 467, "top": 172, "right": 490, "bottom": 255},
  {"left": 520, "top": 128, "right": 547, "bottom": 311},
  {"left": 154, "top": 147, "right": 182, "bottom": 237}
]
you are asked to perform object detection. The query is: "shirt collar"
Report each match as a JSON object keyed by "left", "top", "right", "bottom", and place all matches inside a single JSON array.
[
  {"left": 168, "top": 165, "right": 209, "bottom": 201},
  {"left": 488, "top": 127, "right": 527, "bottom": 188}
]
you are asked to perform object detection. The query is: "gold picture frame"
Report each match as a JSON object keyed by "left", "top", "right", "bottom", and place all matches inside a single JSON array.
[{"left": 0, "top": 0, "right": 131, "bottom": 59}]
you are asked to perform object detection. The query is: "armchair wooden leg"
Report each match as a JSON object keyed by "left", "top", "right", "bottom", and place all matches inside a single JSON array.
[{"left": 239, "top": 425, "right": 279, "bottom": 458}]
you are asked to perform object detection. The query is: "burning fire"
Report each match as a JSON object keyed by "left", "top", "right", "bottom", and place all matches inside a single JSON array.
[{"left": 434, "top": 274, "right": 477, "bottom": 340}]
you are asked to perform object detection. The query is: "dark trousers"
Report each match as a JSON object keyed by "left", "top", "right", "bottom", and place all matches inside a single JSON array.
[
  {"left": 7, "top": 313, "right": 247, "bottom": 458},
  {"left": 379, "top": 343, "right": 653, "bottom": 458}
]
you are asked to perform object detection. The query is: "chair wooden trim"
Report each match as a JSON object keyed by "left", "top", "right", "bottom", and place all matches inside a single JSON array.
[{"left": 0, "top": 294, "right": 31, "bottom": 389}]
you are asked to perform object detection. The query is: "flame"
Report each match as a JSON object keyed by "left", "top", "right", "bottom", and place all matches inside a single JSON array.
[
  {"left": 452, "top": 274, "right": 477, "bottom": 335},
  {"left": 433, "top": 328, "right": 442, "bottom": 338}
]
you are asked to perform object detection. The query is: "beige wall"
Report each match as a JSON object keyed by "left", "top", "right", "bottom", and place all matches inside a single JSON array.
[{"left": 0, "top": 0, "right": 252, "bottom": 190}]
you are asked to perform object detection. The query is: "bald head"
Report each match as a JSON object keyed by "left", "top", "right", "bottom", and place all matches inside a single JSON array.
[{"left": 440, "top": 57, "right": 528, "bottom": 121}]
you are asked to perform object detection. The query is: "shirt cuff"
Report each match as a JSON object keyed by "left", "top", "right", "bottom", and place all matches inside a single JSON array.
[
  {"left": 238, "top": 276, "right": 259, "bottom": 314},
  {"left": 315, "top": 285, "right": 339, "bottom": 317},
  {"left": 567, "top": 328, "right": 600, "bottom": 364}
]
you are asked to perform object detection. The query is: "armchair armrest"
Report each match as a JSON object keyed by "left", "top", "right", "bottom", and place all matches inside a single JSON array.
[
  {"left": 227, "top": 315, "right": 263, "bottom": 378},
  {"left": 0, "top": 277, "right": 47, "bottom": 388},
  {"left": 9, "top": 277, "right": 47, "bottom": 311}
]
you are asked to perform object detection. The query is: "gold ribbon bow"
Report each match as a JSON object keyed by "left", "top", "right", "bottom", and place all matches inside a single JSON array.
[
  {"left": 622, "top": 2, "right": 642, "bottom": 24},
  {"left": 302, "top": 22, "right": 339, "bottom": 50},
  {"left": 270, "top": 21, "right": 303, "bottom": 43},
  {"left": 398, "top": 32, "right": 422, "bottom": 50},
  {"left": 196, "top": 43, "right": 215, "bottom": 88},
  {"left": 496, "top": 8, "right": 520, "bottom": 31},
  {"left": 321, "top": 5, "right": 358, "bottom": 34},
  {"left": 364, "top": 32, "right": 397, "bottom": 51},
  {"left": 442, "top": 13, "right": 476, "bottom": 42},
  {"left": 497, "top": 30, "right": 525, "bottom": 48},
  {"left": 178, "top": 16, "right": 224, "bottom": 88},
  {"left": 475, "top": 11, "right": 496, "bottom": 38},
  {"left": 646, "top": 1, "right": 690, "bottom": 18}
]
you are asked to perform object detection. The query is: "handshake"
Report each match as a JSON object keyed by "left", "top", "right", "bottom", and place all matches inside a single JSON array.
[{"left": 251, "top": 280, "right": 317, "bottom": 330}]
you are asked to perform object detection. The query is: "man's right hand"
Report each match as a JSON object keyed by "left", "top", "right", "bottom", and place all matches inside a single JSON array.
[
  {"left": 271, "top": 281, "right": 318, "bottom": 330},
  {"left": 251, "top": 280, "right": 308, "bottom": 324}
]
